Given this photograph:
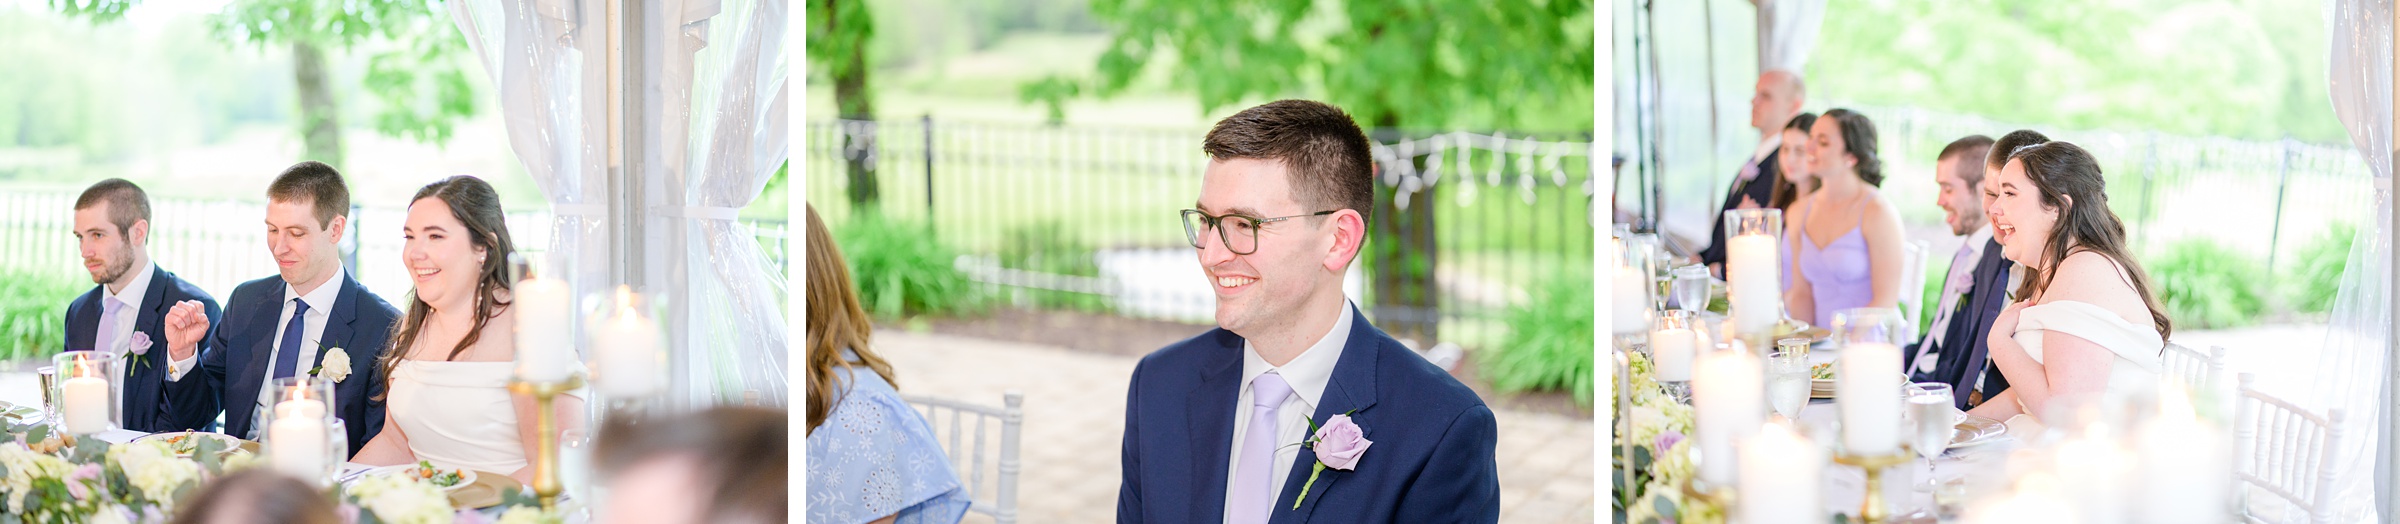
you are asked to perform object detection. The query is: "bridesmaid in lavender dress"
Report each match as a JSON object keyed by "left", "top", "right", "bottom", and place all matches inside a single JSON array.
[{"left": 1785, "top": 109, "right": 1907, "bottom": 328}]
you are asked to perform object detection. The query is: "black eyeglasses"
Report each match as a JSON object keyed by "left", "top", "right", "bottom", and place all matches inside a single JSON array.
[{"left": 1180, "top": 209, "right": 1336, "bottom": 255}]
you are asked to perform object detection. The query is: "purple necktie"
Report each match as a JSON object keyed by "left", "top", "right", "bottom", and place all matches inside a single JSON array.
[
  {"left": 95, "top": 297, "right": 125, "bottom": 353},
  {"left": 1230, "top": 373, "right": 1294, "bottom": 524}
]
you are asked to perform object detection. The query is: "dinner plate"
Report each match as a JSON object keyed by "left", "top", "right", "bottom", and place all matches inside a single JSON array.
[
  {"left": 1950, "top": 415, "right": 2007, "bottom": 449},
  {"left": 361, "top": 464, "right": 480, "bottom": 493},
  {"left": 130, "top": 431, "right": 241, "bottom": 457}
]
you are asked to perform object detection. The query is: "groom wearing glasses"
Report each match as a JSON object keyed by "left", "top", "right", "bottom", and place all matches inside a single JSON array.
[{"left": 1118, "top": 100, "right": 1501, "bottom": 523}]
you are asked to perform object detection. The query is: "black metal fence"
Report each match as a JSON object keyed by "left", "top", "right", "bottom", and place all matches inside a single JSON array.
[{"left": 807, "top": 117, "right": 1597, "bottom": 351}]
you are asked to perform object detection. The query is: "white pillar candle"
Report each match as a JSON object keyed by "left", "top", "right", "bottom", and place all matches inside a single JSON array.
[
  {"left": 513, "top": 275, "right": 576, "bottom": 382},
  {"left": 1726, "top": 233, "right": 1781, "bottom": 334},
  {"left": 1837, "top": 342, "right": 1902, "bottom": 455},
  {"left": 1649, "top": 327, "right": 1696, "bottom": 382},
  {"left": 2054, "top": 431, "right": 2131, "bottom": 524},
  {"left": 269, "top": 415, "right": 327, "bottom": 481},
  {"left": 2135, "top": 387, "right": 2230, "bottom": 524},
  {"left": 1693, "top": 344, "right": 1764, "bottom": 485},
  {"left": 60, "top": 376, "right": 109, "bottom": 434},
  {"left": 594, "top": 287, "right": 664, "bottom": 397},
  {"left": 1611, "top": 266, "right": 1650, "bottom": 335},
  {"left": 1738, "top": 422, "right": 1824, "bottom": 524},
  {"left": 275, "top": 398, "right": 327, "bottom": 422}
]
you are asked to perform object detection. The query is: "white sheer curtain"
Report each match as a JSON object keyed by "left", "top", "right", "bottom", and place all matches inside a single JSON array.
[
  {"left": 651, "top": 0, "right": 789, "bottom": 408},
  {"left": 1754, "top": 0, "right": 1825, "bottom": 75},
  {"left": 448, "top": 0, "right": 613, "bottom": 343},
  {"left": 2315, "top": 0, "right": 2390, "bottom": 520}
]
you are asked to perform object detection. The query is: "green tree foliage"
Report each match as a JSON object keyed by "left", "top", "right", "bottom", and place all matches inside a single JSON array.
[
  {"left": 1813, "top": 0, "right": 2344, "bottom": 144},
  {"left": 53, "top": 0, "right": 479, "bottom": 166}
]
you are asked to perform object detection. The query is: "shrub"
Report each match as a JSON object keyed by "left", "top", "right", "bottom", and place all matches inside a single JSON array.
[
  {"left": 997, "top": 221, "right": 1110, "bottom": 312},
  {"left": 1480, "top": 269, "right": 1595, "bottom": 405},
  {"left": 2144, "top": 238, "right": 2267, "bottom": 329},
  {"left": 2284, "top": 222, "right": 2353, "bottom": 314},
  {"left": 832, "top": 214, "right": 982, "bottom": 319},
  {"left": 0, "top": 270, "right": 86, "bottom": 363}
]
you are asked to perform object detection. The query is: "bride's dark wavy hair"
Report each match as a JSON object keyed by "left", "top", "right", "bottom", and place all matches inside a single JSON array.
[
  {"left": 375, "top": 176, "right": 516, "bottom": 400},
  {"left": 2007, "top": 142, "right": 2172, "bottom": 342}
]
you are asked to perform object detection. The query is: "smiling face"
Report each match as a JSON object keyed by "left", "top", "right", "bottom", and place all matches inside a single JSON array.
[
  {"left": 1982, "top": 159, "right": 2009, "bottom": 245},
  {"left": 1807, "top": 117, "right": 1854, "bottom": 179},
  {"left": 402, "top": 196, "right": 487, "bottom": 312},
  {"left": 264, "top": 198, "right": 345, "bottom": 293},
  {"left": 1935, "top": 155, "right": 1985, "bottom": 235},
  {"left": 1194, "top": 158, "right": 1341, "bottom": 337},
  {"left": 1990, "top": 159, "right": 2061, "bottom": 267},
  {"left": 72, "top": 202, "right": 143, "bottom": 286}
]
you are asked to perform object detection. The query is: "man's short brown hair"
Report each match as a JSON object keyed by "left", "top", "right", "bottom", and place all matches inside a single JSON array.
[
  {"left": 1989, "top": 130, "right": 2052, "bottom": 171},
  {"left": 266, "top": 161, "right": 351, "bottom": 229},
  {"left": 1938, "top": 135, "right": 1996, "bottom": 186},
  {"left": 74, "top": 178, "right": 150, "bottom": 237},
  {"left": 1201, "top": 100, "right": 1376, "bottom": 228}
]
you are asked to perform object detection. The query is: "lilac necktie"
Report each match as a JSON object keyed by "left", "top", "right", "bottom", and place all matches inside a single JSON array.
[
  {"left": 1230, "top": 373, "right": 1294, "bottom": 524},
  {"left": 95, "top": 297, "right": 125, "bottom": 354}
]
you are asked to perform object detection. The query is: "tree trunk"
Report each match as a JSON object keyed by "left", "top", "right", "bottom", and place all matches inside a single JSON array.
[
  {"left": 292, "top": 40, "right": 343, "bottom": 168},
  {"left": 1368, "top": 121, "right": 1440, "bottom": 346},
  {"left": 829, "top": 0, "right": 878, "bottom": 209}
]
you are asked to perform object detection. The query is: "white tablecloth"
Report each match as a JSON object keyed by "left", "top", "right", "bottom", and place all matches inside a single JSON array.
[{"left": 1797, "top": 346, "right": 2018, "bottom": 520}]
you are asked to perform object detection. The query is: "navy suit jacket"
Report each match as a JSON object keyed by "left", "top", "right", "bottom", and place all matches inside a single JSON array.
[
  {"left": 1699, "top": 150, "right": 1780, "bottom": 267},
  {"left": 1905, "top": 237, "right": 2014, "bottom": 410},
  {"left": 181, "top": 274, "right": 397, "bottom": 455},
  {"left": 1118, "top": 308, "right": 1501, "bottom": 523},
  {"left": 62, "top": 266, "right": 222, "bottom": 432}
]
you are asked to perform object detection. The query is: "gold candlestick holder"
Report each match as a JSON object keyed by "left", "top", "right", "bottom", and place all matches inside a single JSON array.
[
  {"left": 508, "top": 373, "right": 585, "bottom": 511},
  {"left": 1832, "top": 449, "right": 1915, "bottom": 524}
]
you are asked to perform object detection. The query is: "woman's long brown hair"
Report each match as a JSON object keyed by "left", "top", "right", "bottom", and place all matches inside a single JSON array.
[
  {"left": 805, "top": 205, "right": 897, "bottom": 436},
  {"left": 2007, "top": 142, "right": 2174, "bottom": 342},
  {"left": 376, "top": 176, "right": 517, "bottom": 400}
]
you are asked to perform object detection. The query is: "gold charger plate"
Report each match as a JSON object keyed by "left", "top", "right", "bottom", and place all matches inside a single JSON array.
[{"left": 447, "top": 470, "right": 522, "bottom": 509}]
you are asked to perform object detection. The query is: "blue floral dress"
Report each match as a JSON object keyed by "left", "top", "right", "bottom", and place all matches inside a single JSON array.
[{"left": 806, "top": 363, "right": 973, "bottom": 524}]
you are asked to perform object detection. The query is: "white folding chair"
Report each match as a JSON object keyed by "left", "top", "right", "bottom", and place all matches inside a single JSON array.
[
  {"left": 1898, "top": 240, "right": 1929, "bottom": 344},
  {"left": 2160, "top": 343, "right": 2228, "bottom": 396},
  {"left": 2232, "top": 373, "right": 2345, "bottom": 524},
  {"left": 903, "top": 391, "right": 1025, "bottom": 524}
]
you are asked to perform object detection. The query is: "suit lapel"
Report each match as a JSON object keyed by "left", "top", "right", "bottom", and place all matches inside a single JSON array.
[
  {"left": 230, "top": 287, "right": 281, "bottom": 435},
  {"left": 1273, "top": 308, "right": 1384, "bottom": 524},
  {"left": 317, "top": 280, "right": 359, "bottom": 373},
  {"left": 122, "top": 272, "right": 176, "bottom": 424},
  {"left": 1184, "top": 333, "right": 1242, "bottom": 524},
  {"left": 1960, "top": 240, "right": 2012, "bottom": 406}
]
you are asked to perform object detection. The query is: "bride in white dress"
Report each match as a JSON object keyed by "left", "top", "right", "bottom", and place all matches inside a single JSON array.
[
  {"left": 351, "top": 177, "right": 587, "bottom": 483},
  {"left": 1967, "top": 140, "right": 2174, "bottom": 431}
]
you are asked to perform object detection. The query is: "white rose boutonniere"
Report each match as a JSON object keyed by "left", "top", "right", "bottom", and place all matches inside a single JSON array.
[{"left": 309, "top": 346, "right": 352, "bottom": 383}]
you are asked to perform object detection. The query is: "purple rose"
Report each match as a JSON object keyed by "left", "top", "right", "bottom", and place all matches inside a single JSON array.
[
  {"left": 452, "top": 509, "right": 497, "bottom": 524},
  {"left": 1655, "top": 430, "right": 1685, "bottom": 452},
  {"left": 129, "top": 331, "right": 152, "bottom": 356},
  {"left": 65, "top": 463, "right": 100, "bottom": 500},
  {"left": 1311, "top": 414, "right": 1373, "bottom": 470}
]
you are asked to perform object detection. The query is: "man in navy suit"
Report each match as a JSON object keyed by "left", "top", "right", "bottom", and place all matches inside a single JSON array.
[
  {"left": 1903, "top": 136, "right": 2005, "bottom": 410},
  {"left": 160, "top": 162, "right": 397, "bottom": 454},
  {"left": 1957, "top": 130, "right": 2050, "bottom": 413},
  {"left": 63, "top": 179, "right": 223, "bottom": 432},
  {"left": 1120, "top": 100, "right": 1500, "bottom": 524},
  {"left": 1699, "top": 70, "right": 1805, "bottom": 276}
]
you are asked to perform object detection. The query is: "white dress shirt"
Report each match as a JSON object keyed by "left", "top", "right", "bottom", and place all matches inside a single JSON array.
[
  {"left": 1916, "top": 225, "right": 1993, "bottom": 372},
  {"left": 1223, "top": 301, "right": 1354, "bottom": 518},
  {"left": 97, "top": 263, "right": 155, "bottom": 359},
  {"left": 170, "top": 269, "right": 346, "bottom": 437}
]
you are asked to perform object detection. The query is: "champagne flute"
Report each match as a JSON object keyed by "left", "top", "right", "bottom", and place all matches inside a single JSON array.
[
  {"left": 1764, "top": 342, "right": 1810, "bottom": 419},
  {"left": 1905, "top": 383, "right": 1956, "bottom": 496}
]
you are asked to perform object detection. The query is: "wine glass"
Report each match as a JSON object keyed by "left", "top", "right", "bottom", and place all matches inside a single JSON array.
[
  {"left": 1671, "top": 265, "right": 1712, "bottom": 312},
  {"left": 1764, "top": 342, "right": 1810, "bottom": 420},
  {"left": 1905, "top": 383, "right": 1956, "bottom": 496}
]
